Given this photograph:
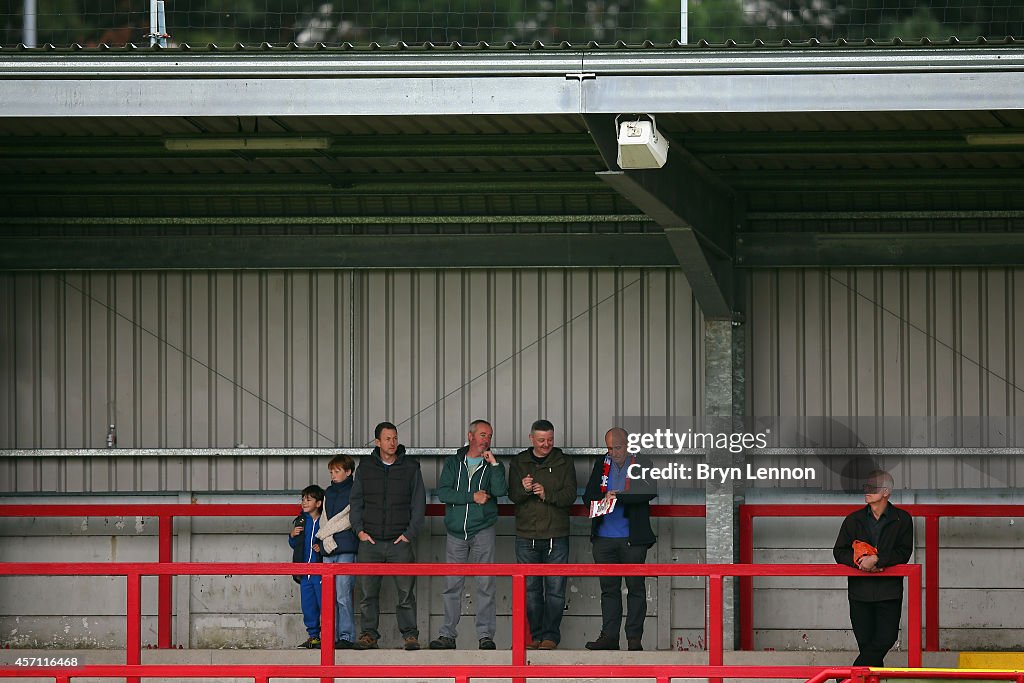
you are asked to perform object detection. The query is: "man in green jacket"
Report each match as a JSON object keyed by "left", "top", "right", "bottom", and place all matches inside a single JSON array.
[
  {"left": 429, "top": 419, "right": 508, "bottom": 651},
  {"left": 508, "top": 419, "right": 579, "bottom": 650}
]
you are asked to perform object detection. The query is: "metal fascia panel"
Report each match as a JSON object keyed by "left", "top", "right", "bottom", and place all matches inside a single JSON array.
[
  {"left": 581, "top": 72, "right": 1024, "bottom": 113},
  {"left": 0, "top": 76, "right": 582, "bottom": 117},
  {"left": 3, "top": 48, "right": 1024, "bottom": 117}
]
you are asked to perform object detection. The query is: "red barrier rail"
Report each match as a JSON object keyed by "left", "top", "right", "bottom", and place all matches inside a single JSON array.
[
  {"left": 0, "top": 664, "right": 853, "bottom": 683},
  {"left": 739, "top": 504, "right": 1024, "bottom": 653},
  {"left": 0, "top": 503, "right": 704, "bottom": 648},
  {"left": 5, "top": 666, "right": 1023, "bottom": 683},
  {"left": 0, "top": 562, "right": 920, "bottom": 683}
]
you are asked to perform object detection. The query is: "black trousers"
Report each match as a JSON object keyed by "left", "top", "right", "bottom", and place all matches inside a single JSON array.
[
  {"left": 849, "top": 598, "right": 902, "bottom": 667},
  {"left": 591, "top": 537, "right": 649, "bottom": 639}
]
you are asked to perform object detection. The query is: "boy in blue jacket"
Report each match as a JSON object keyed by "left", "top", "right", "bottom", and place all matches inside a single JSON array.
[
  {"left": 318, "top": 454, "right": 359, "bottom": 649},
  {"left": 288, "top": 484, "right": 324, "bottom": 649}
]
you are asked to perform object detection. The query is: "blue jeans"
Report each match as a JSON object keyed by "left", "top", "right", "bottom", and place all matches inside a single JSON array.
[
  {"left": 321, "top": 552, "right": 356, "bottom": 642},
  {"left": 515, "top": 536, "right": 569, "bottom": 644}
]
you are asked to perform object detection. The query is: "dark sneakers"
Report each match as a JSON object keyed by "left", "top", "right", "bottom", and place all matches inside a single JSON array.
[
  {"left": 627, "top": 637, "right": 643, "bottom": 651},
  {"left": 478, "top": 637, "right": 496, "bottom": 650},
  {"left": 335, "top": 639, "right": 354, "bottom": 649},
  {"left": 296, "top": 636, "right": 321, "bottom": 649},
  {"left": 429, "top": 635, "right": 456, "bottom": 650},
  {"left": 585, "top": 633, "right": 620, "bottom": 650}
]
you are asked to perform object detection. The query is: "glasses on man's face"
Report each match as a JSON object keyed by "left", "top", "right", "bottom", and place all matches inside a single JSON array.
[{"left": 862, "top": 484, "right": 884, "bottom": 494}]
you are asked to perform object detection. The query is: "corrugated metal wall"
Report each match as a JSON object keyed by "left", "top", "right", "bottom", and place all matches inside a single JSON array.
[
  {"left": 746, "top": 268, "right": 1024, "bottom": 489},
  {"left": 748, "top": 268, "right": 1023, "bottom": 421},
  {"left": 0, "top": 269, "right": 701, "bottom": 450}
]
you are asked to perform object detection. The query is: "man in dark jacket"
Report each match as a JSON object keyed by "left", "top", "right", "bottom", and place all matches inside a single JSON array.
[
  {"left": 833, "top": 470, "right": 914, "bottom": 668},
  {"left": 429, "top": 419, "right": 508, "bottom": 651},
  {"left": 582, "top": 427, "right": 656, "bottom": 652},
  {"left": 350, "top": 421, "right": 427, "bottom": 651},
  {"left": 508, "top": 419, "right": 578, "bottom": 650}
]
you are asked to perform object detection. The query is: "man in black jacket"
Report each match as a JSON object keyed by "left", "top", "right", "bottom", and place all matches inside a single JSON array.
[
  {"left": 581, "top": 427, "right": 657, "bottom": 652},
  {"left": 350, "top": 421, "right": 426, "bottom": 651},
  {"left": 833, "top": 470, "right": 914, "bottom": 668}
]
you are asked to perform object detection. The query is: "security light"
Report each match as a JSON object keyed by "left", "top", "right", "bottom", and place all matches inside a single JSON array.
[{"left": 616, "top": 115, "right": 669, "bottom": 169}]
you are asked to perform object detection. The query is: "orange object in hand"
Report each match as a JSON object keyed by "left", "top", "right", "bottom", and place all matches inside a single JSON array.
[{"left": 853, "top": 540, "right": 879, "bottom": 564}]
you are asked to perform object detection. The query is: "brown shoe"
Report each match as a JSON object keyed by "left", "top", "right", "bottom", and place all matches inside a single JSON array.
[
  {"left": 525, "top": 640, "right": 541, "bottom": 650},
  {"left": 403, "top": 635, "right": 421, "bottom": 651},
  {"left": 538, "top": 639, "right": 558, "bottom": 650},
  {"left": 627, "top": 637, "right": 643, "bottom": 651},
  {"left": 354, "top": 633, "right": 378, "bottom": 650}
]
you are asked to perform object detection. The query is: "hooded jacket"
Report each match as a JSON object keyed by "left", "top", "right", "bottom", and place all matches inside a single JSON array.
[
  {"left": 582, "top": 454, "right": 657, "bottom": 547},
  {"left": 507, "top": 446, "right": 578, "bottom": 539},
  {"left": 349, "top": 444, "right": 426, "bottom": 542},
  {"left": 437, "top": 445, "right": 509, "bottom": 540},
  {"left": 833, "top": 502, "right": 914, "bottom": 602}
]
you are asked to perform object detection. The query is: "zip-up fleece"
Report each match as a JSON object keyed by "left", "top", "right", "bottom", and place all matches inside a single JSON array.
[
  {"left": 288, "top": 511, "right": 321, "bottom": 583},
  {"left": 507, "top": 447, "right": 578, "bottom": 539},
  {"left": 349, "top": 444, "right": 426, "bottom": 542},
  {"left": 437, "top": 445, "right": 509, "bottom": 540}
]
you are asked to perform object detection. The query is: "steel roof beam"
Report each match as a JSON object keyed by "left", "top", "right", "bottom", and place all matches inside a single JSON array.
[
  {"left": 0, "top": 172, "right": 608, "bottom": 196},
  {"left": 735, "top": 232, "right": 1024, "bottom": 267},
  {"left": 0, "top": 234, "right": 679, "bottom": 270},
  {"left": 678, "top": 130, "right": 1024, "bottom": 155},
  {"left": 585, "top": 113, "right": 739, "bottom": 319},
  {"left": 720, "top": 170, "right": 1024, "bottom": 190},
  {"left": 0, "top": 134, "right": 599, "bottom": 159}
]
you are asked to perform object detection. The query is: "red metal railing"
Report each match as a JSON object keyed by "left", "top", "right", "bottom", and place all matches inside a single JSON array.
[
  {"left": 0, "top": 561, "right": 920, "bottom": 683},
  {"left": 739, "top": 503, "right": 1024, "bottom": 653},
  {"left": 4, "top": 666, "right": 1022, "bottom": 683},
  {"left": 0, "top": 502, "right": 703, "bottom": 648}
]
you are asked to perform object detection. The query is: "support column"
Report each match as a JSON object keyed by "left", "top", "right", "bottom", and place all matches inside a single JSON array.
[{"left": 703, "top": 314, "right": 745, "bottom": 650}]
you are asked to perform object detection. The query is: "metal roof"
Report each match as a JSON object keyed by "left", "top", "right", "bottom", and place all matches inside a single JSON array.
[{"left": 1, "top": 43, "right": 1023, "bottom": 298}]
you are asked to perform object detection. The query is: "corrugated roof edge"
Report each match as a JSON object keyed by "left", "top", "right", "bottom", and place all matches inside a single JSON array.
[{"left": 1, "top": 36, "right": 1022, "bottom": 51}]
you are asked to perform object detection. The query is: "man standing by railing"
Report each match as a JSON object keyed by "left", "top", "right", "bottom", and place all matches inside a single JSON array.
[
  {"left": 582, "top": 427, "right": 657, "bottom": 651},
  {"left": 833, "top": 470, "right": 914, "bottom": 668},
  {"left": 430, "top": 419, "right": 508, "bottom": 651},
  {"left": 508, "top": 419, "right": 578, "bottom": 650},
  {"left": 350, "top": 421, "right": 427, "bottom": 651}
]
